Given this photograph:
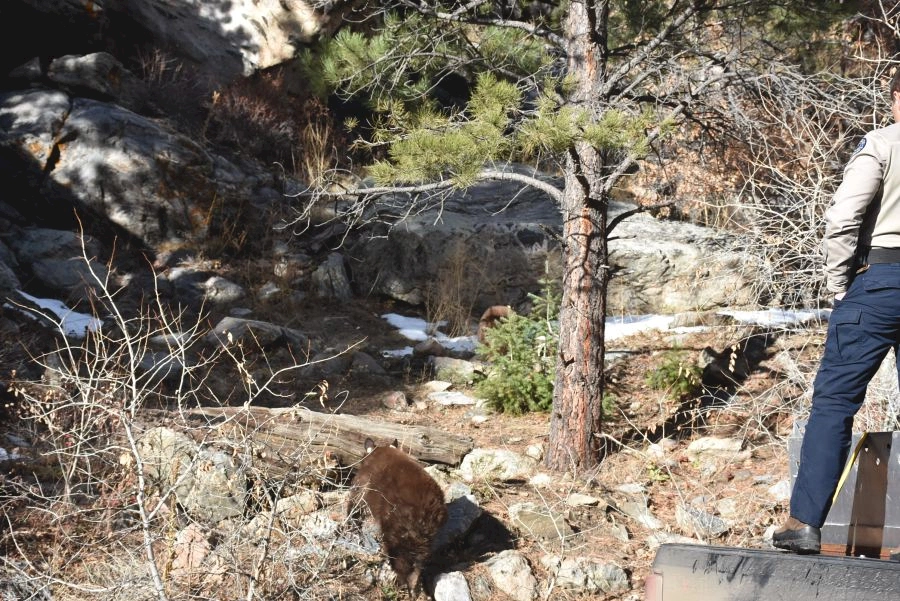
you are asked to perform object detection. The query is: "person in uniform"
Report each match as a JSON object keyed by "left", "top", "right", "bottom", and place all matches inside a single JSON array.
[{"left": 774, "top": 69, "right": 900, "bottom": 554}]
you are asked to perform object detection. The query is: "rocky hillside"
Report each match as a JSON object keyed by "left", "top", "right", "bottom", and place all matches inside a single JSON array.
[{"left": 2, "top": 2, "right": 888, "bottom": 601}]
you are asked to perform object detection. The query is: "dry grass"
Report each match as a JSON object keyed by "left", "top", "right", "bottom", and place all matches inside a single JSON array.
[
  {"left": 204, "top": 70, "right": 349, "bottom": 188},
  {"left": 0, "top": 246, "right": 870, "bottom": 601},
  {"left": 424, "top": 239, "right": 488, "bottom": 338}
]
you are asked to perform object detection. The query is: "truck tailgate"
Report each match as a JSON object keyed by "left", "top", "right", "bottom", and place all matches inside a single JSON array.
[{"left": 646, "top": 543, "right": 900, "bottom": 601}]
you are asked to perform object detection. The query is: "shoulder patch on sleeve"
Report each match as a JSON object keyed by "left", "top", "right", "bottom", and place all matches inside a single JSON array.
[{"left": 853, "top": 137, "right": 867, "bottom": 154}]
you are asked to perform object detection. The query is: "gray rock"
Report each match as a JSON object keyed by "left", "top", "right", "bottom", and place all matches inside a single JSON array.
[
  {"left": 484, "top": 550, "right": 538, "bottom": 601},
  {"left": 675, "top": 504, "right": 730, "bottom": 539},
  {"left": 180, "top": 447, "right": 247, "bottom": 523},
  {"left": 459, "top": 448, "right": 535, "bottom": 483},
  {"left": 351, "top": 351, "right": 387, "bottom": 375},
  {"left": 429, "top": 356, "right": 483, "bottom": 384},
  {"left": 524, "top": 444, "right": 544, "bottom": 461},
  {"left": 11, "top": 228, "right": 102, "bottom": 264},
  {"left": 434, "top": 571, "right": 473, "bottom": 601},
  {"left": 6, "top": 229, "right": 108, "bottom": 300},
  {"left": 108, "top": 0, "right": 338, "bottom": 85},
  {"left": 349, "top": 175, "right": 764, "bottom": 314},
  {"left": 206, "top": 316, "right": 311, "bottom": 353},
  {"left": 508, "top": 502, "right": 575, "bottom": 541},
  {"left": 0, "top": 259, "right": 21, "bottom": 299},
  {"left": 137, "top": 351, "right": 184, "bottom": 386},
  {"left": 617, "top": 499, "right": 664, "bottom": 530},
  {"left": 379, "top": 390, "right": 410, "bottom": 410},
  {"left": 566, "top": 493, "right": 605, "bottom": 508},
  {"left": 0, "top": 89, "right": 71, "bottom": 165},
  {"left": 0, "top": 562, "right": 52, "bottom": 601},
  {"left": 686, "top": 437, "right": 747, "bottom": 462},
  {"left": 137, "top": 427, "right": 246, "bottom": 523},
  {"left": 300, "top": 347, "right": 355, "bottom": 378},
  {"left": 768, "top": 479, "right": 792, "bottom": 502},
  {"left": 541, "top": 555, "right": 630, "bottom": 595},
  {"left": 201, "top": 276, "right": 245, "bottom": 304},
  {"left": 298, "top": 509, "right": 341, "bottom": 539},
  {"left": 4, "top": 92, "right": 213, "bottom": 244},
  {"left": 312, "top": 252, "right": 352, "bottom": 300},
  {"left": 47, "top": 52, "right": 145, "bottom": 111},
  {"left": 433, "top": 494, "right": 484, "bottom": 551},
  {"left": 716, "top": 498, "right": 739, "bottom": 520},
  {"left": 29, "top": 258, "right": 108, "bottom": 301},
  {"left": 0, "top": 89, "right": 290, "bottom": 253}
]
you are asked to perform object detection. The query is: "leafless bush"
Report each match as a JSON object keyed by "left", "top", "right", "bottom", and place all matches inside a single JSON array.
[
  {"left": 135, "top": 47, "right": 208, "bottom": 127},
  {"left": 0, "top": 247, "right": 366, "bottom": 601},
  {"left": 423, "top": 239, "right": 489, "bottom": 338},
  {"left": 205, "top": 71, "right": 348, "bottom": 187},
  {"left": 294, "top": 98, "right": 346, "bottom": 187}
]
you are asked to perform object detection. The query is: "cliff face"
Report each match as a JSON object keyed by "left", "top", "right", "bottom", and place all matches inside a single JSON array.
[{"left": 4, "top": 0, "right": 339, "bottom": 87}]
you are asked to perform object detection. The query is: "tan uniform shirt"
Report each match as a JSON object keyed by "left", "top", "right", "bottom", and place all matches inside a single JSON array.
[{"left": 824, "top": 122, "right": 900, "bottom": 293}]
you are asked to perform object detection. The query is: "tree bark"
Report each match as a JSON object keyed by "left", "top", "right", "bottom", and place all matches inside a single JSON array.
[{"left": 545, "top": 0, "right": 609, "bottom": 472}]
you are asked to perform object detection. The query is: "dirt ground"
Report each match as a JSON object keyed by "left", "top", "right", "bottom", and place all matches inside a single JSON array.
[
  {"left": 0, "top": 290, "right": 832, "bottom": 600},
  {"left": 272, "top": 296, "right": 823, "bottom": 599}
]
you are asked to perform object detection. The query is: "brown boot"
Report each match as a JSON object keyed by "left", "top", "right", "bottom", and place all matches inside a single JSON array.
[{"left": 773, "top": 516, "right": 821, "bottom": 554}]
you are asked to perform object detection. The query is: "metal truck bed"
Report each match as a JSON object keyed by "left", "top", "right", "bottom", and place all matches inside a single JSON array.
[{"left": 645, "top": 543, "right": 900, "bottom": 601}]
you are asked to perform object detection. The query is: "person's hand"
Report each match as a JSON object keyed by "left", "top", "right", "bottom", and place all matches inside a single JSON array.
[{"left": 834, "top": 292, "right": 846, "bottom": 302}]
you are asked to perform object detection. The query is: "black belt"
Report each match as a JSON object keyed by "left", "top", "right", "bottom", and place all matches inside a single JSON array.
[{"left": 863, "top": 247, "right": 900, "bottom": 264}]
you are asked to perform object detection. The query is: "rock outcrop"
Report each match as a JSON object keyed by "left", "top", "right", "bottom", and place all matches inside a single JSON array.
[{"left": 348, "top": 177, "right": 766, "bottom": 315}]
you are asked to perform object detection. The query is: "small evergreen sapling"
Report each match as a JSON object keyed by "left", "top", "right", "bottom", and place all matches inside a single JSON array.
[{"left": 476, "top": 280, "right": 559, "bottom": 415}]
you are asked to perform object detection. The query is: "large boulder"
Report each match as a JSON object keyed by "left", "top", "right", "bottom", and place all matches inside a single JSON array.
[
  {"left": 0, "top": 88, "right": 212, "bottom": 245},
  {"left": 347, "top": 178, "right": 765, "bottom": 315},
  {"left": 9, "top": 0, "right": 341, "bottom": 87},
  {"left": 0, "top": 86, "right": 284, "bottom": 248},
  {"left": 608, "top": 211, "right": 763, "bottom": 313},
  {"left": 103, "top": 0, "right": 340, "bottom": 85}
]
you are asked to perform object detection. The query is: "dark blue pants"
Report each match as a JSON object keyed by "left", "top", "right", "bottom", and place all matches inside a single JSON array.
[{"left": 791, "top": 263, "right": 900, "bottom": 528}]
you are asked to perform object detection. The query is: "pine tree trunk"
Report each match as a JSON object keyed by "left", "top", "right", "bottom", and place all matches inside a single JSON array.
[{"left": 545, "top": 0, "right": 609, "bottom": 472}]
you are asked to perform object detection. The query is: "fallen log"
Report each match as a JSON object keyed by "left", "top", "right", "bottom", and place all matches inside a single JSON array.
[{"left": 142, "top": 406, "right": 474, "bottom": 473}]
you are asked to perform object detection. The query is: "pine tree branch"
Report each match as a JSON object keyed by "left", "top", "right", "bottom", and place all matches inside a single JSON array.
[
  {"left": 601, "top": 65, "right": 737, "bottom": 196},
  {"left": 298, "top": 167, "right": 563, "bottom": 204},
  {"left": 399, "top": 0, "right": 567, "bottom": 48},
  {"left": 477, "top": 168, "right": 564, "bottom": 202},
  {"left": 599, "top": 1, "right": 705, "bottom": 99},
  {"left": 607, "top": 201, "right": 674, "bottom": 236}
]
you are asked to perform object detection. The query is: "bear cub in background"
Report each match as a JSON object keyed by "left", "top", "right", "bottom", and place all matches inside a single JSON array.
[{"left": 347, "top": 438, "right": 448, "bottom": 599}]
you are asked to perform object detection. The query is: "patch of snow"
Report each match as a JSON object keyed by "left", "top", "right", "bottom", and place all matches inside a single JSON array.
[
  {"left": 606, "top": 314, "right": 677, "bottom": 341},
  {"left": 381, "top": 346, "right": 414, "bottom": 358},
  {"left": 381, "top": 313, "right": 478, "bottom": 356},
  {"left": 718, "top": 307, "right": 830, "bottom": 327},
  {"left": 0, "top": 447, "right": 24, "bottom": 462},
  {"left": 382, "top": 307, "right": 826, "bottom": 355},
  {"left": 9, "top": 291, "right": 102, "bottom": 338}
]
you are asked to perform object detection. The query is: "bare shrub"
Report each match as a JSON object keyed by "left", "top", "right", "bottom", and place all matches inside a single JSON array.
[
  {"left": 207, "top": 70, "right": 296, "bottom": 156},
  {"left": 295, "top": 97, "right": 344, "bottom": 187},
  {"left": 423, "top": 239, "right": 486, "bottom": 337},
  {"left": 205, "top": 71, "right": 348, "bottom": 187},
  {"left": 134, "top": 47, "right": 208, "bottom": 127},
  {"left": 0, "top": 243, "right": 367, "bottom": 601}
]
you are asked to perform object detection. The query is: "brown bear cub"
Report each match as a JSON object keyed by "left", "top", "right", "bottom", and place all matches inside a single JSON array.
[{"left": 347, "top": 438, "right": 448, "bottom": 599}]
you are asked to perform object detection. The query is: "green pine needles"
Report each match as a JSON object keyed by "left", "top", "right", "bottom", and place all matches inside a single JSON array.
[
  {"left": 303, "top": 10, "right": 663, "bottom": 189},
  {"left": 476, "top": 280, "right": 559, "bottom": 415}
]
